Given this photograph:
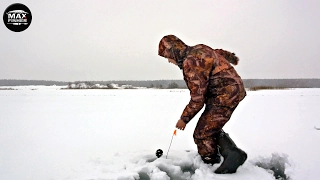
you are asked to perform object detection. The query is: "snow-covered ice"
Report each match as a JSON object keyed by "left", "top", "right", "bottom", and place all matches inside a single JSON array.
[{"left": 0, "top": 87, "right": 319, "bottom": 179}]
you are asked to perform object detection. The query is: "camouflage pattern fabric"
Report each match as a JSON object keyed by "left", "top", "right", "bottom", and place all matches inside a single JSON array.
[
  {"left": 158, "top": 35, "right": 246, "bottom": 157},
  {"left": 194, "top": 105, "right": 238, "bottom": 157}
]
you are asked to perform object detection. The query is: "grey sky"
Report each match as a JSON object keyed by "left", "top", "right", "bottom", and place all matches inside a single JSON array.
[{"left": 1, "top": 0, "right": 320, "bottom": 81}]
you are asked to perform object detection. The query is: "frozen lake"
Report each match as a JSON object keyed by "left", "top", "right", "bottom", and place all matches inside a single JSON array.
[{"left": 0, "top": 86, "right": 319, "bottom": 179}]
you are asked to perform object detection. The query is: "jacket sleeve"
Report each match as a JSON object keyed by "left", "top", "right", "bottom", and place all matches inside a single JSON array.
[{"left": 180, "top": 56, "right": 214, "bottom": 123}]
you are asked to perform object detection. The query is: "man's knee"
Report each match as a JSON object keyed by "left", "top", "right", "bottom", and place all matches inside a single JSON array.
[{"left": 193, "top": 127, "right": 221, "bottom": 141}]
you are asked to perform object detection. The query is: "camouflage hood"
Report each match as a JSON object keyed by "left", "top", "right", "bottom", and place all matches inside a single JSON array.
[
  {"left": 158, "top": 35, "right": 239, "bottom": 68},
  {"left": 214, "top": 49, "right": 239, "bottom": 65},
  {"left": 158, "top": 35, "right": 190, "bottom": 69}
]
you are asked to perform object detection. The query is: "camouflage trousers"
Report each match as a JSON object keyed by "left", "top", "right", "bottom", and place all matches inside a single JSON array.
[{"left": 193, "top": 84, "right": 246, "bottom": 157}]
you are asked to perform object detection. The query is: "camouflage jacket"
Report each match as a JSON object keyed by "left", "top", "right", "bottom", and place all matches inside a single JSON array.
[{"left": 158, "top": 35, "right": 245, "bottom": 123}]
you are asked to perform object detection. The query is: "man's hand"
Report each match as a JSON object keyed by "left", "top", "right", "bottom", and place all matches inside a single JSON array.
[{"left": 176, "top": 119, "right": 186, "bottom": 130}]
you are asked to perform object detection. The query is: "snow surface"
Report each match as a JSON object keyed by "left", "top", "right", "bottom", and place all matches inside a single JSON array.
[{"left": 0, "top": 87, "right": 319, "bottom": 180}]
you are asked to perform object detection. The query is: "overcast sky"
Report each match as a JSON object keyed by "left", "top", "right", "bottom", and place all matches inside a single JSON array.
[{"left": 1, "top": 0, "right": 320, "bottom": 81}]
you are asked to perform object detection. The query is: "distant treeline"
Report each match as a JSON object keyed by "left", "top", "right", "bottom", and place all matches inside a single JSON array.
[
  {"left": 1, "top": 79, "right": 320, "bottom": 88},
  {"left": 243, "top": 79, "right": 320, "bottom": 88},
  {"left": 0, "top": 80, "right": 68, "bottom": 86}
]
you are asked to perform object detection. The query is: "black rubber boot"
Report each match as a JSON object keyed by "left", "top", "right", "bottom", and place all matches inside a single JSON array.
[
  {"left": 214, "top": 131, "right": 247, "bottom": 174},
  {"left": 201, "top": 148, "right": 221, "bottom": 165}
]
